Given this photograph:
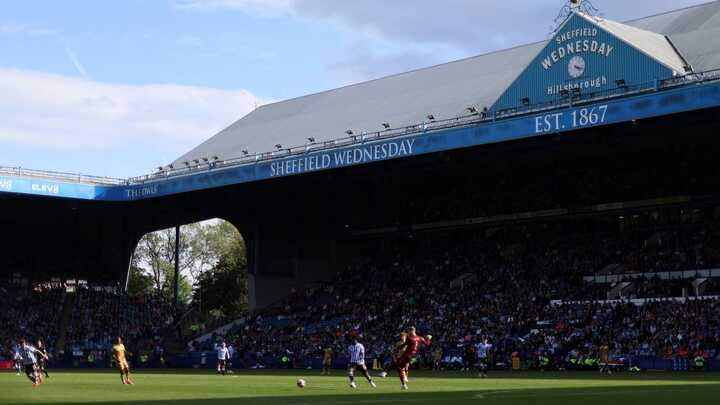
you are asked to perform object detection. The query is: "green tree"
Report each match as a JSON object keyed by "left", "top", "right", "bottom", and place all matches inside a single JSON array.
[
  {"left": 170, "top": 270, "right": 193, "bottom": 305},
  {"left": 184, "top": 220, "right": 246, "bottom": 282},
  {"left": 126, "top": 264, "right": 154, "bottom": 297},
  {"left": 193, "top": 220, "right": 248, "bottom": 319},
  {"left": 194, "top": 252, "right": 248, "bottom": 320},
  {"left": 131, "top": 219, "right": 246, "bottom": 309},
  {"left": 133, "top": 227, "right": 179, "bottom": 297}
]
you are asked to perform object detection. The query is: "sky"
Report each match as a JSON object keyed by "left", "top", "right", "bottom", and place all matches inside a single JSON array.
[{"left": 0, "top": 0, "right": 710, "bottom": 178}]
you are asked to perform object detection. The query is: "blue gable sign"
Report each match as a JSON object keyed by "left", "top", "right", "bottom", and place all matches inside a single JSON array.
[{"left": 492, "top": 12, "right": 679, "bottom": 112}]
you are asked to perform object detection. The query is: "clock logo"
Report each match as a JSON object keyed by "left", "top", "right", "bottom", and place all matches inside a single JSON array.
[{"left": 568, "top": 56, "right": 586, "bottom": 79}]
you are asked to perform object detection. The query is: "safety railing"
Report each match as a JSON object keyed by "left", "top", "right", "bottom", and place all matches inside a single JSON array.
[
  {"left": 125, "top": 112, "right": 486, "bottom": 184},
  {"left": 492, "top": 68, "right": 720, "bottom": 119},
  {"left": 0, "top": 166, "right": 126, "bottom": 185}
]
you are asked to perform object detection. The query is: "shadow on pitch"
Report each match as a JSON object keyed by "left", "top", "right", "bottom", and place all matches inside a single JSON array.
[{"left": 42, "top": 382, "right": 720, "bottom": 405}]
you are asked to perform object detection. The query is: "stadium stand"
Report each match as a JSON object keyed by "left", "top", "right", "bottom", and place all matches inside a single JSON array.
[
  {"left": 0, "top": 284, "right": 173, "bottom": 367},
  {"left": 181, "top": 207, "right": 720, "bottom": 372},
  {"left": 4, "top": 200, "right": 720, "bottom": 373},
  {"left": 4, "top": 1, "right": 720, "bottom": 377}
]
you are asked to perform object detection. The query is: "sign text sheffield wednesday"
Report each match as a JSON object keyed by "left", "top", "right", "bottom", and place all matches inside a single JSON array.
[
  {"left": 541, "top": 28, "right": 614, "bottom": 70},
  {"left": 269, "top": 138, "right": 416, "bottom": 177},
  {"left": 543, "top": 26, "right": 614, "bottom": 96}
]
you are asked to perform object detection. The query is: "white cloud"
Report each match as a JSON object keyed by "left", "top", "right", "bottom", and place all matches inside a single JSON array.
[
  {"left": 0, "top": 68, "right": 265, "bottom": 154},
  {"left": 293, "top": 0, "right": 710, "bottom": 51},
  {"left": 326, "top": 44, "right": 450, "bottom": 87},
  {"left": 176, "top": 0, "right": 709, "bottom": 51},
  {"left": 175, "top": 0, "right": 709, "bottom": 83}
]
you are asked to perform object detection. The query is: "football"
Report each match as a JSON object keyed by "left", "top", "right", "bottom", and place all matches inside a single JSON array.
[{"left": 296, "top": 379, "right": 306, "bottom": 388}]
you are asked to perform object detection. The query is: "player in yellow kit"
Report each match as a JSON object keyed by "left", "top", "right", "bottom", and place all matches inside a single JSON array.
[
  {"left": 112, "top": 337, "right": 134, "bottom": 385},
  {"left": 322, "top": 346, "right": 334, "bottom": 375}
]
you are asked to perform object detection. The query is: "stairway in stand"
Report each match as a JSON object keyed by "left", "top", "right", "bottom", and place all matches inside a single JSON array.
[{"left": 54, "top": 291, "right": 76, "bottom": 353}]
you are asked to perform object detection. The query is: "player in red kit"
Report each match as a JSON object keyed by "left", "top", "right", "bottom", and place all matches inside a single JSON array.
[{"left": 396, "top": 326, "right": 432, "bottom": 390}]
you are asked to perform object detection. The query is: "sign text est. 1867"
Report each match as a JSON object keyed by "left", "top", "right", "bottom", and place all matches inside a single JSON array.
[{"left": 534, "top": 105, "right": 608, "bottom": 134}]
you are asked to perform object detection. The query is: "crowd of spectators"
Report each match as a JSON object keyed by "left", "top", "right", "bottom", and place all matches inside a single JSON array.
[
  {"left": 3, "top": 209, "right": 720, "bottom": 372},
  {"left": 199, "top": 214, "right": 720, "bottom": 371},
  {"left": 65, "top": 289, "right": 174, "bottom": 355},
  {"left": 0, "top": 284, "right": 64, "bottom": 359},
  {"left": 0, "top": 284, "right": 173, "bottom": 365}
]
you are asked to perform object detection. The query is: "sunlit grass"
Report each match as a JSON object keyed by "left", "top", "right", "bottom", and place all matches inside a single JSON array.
[{"left": 2, "top": 369, "right": 719, "bottom": 405}]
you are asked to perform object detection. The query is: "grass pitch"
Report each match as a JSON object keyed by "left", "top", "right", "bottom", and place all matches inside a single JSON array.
[{"left": 2, "top": 369, "right": 720, "bottom": 405}]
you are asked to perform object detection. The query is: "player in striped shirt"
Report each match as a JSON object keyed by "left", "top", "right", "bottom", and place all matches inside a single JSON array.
[
  {"left": 347, "top": 337, "right": 376, "bottom": 389},
  {"left": 12, "top": 343, "right": 22, "bottom": 376},
  {"left": 19, "top": 338, "right": 48, "bottom": 387},
  {"left": 475, "top": 337, "right": 493, "bottom": 378}
]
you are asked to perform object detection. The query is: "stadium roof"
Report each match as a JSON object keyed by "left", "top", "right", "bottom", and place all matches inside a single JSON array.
[
  {"left": 584, "top": 13, "right": 689, "bottom": 74},
  {"left": 174, "top": 1, "right": 720, "bottom": 167}
]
